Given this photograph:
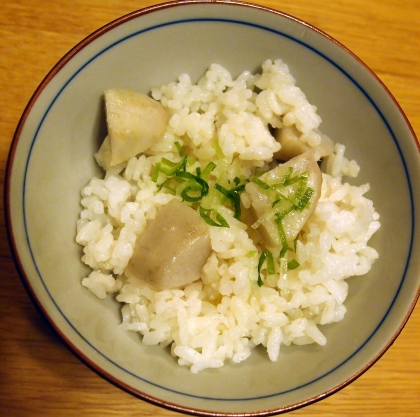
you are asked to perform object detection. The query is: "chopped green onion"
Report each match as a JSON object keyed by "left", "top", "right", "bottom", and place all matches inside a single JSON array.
[
  {"left": 266, "top": 251, "right": 275, "bottom": 275},
  {"left": 281, "top": 167, "right": 294, "bottom": 185},
  {"left": 296, "top": 187, "right": 314, "bottom": 211},
  {"left": 279, "top": 246, "right": 288, "bottom": 258},
  {"left": 257, "top": 251, "right": 275, "bottom": 287},
  {"left": 275, "top": 217, "right": 289, "bottom": 258},
  {"left": 201, "top": 161, "right": 216, "bottom": 180},
  {"left": 176, "top": 171, "right": 209, "bottom": 202},
  {"left": 295, "top": 176, "right": 308, "bottom": 200},
  {"left": 215, "top": 212, "right": 229, "bottom": 227},
  {"left": 155, "top": 156, "right": 187, "bottom": 176},
  {"left": 151, "top": 164, "right": 160, "bottom": 182},
  {"left": 250, "top": 176, "right": 271, "bottom": 190},
  {"left": 257, "top": 252, "right": 267, "bottom": 287},
  {"left": 158, "top": 178, "right": 176, "bottom": 193},
  {"left": 174, "top": 141, "right": 184, "bottom": 156},
  {"left": 272, "top": 198, "right": 282, "bottom": 208},
  {"left": 276, "top": 207, "right": 294, "bottom": 221},
  {"left": 293, "top": 235, "right": 299, "bottom": 252},
  {"left": 199, "top": 207, "right": 229, "bottom": 228},
  {"left": 214, "top": 183, "right": 230, "bottom": 197},
  {"left": 231, "top": 193, "right": 241, "bottom": 219},
  {"left": 214, "top": 182, "right": 243, "bottom": 220},
  {"left": 287, "top": 259, "right": 300, "bottom": 270},
  {"left": 282, "top": 171, "right": 309, "bottom": 186},
  {"left": 212, "top": 140, "right": 228, "bottom": 163},
  {"left": 231, "top": 183, "right": 246, "bottom": 193}
]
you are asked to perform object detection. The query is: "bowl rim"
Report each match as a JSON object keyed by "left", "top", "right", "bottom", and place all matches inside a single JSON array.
[{"left": 4, "top": 1, "right": 420, "bottom": 415}]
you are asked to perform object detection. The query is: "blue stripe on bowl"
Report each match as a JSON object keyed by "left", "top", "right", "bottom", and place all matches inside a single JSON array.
[{"left": 22, "top": 18, "right": 414, "bottom": 402}]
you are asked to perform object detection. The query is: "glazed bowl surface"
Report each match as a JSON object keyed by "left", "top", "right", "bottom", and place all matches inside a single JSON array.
[{"left": 6, "top": 0, "right": 420, "bottom": 415}]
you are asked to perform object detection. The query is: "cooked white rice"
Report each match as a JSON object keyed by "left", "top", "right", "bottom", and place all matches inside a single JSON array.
[{"left": 76, "top": 59, "right": 380, "bottom": 373}]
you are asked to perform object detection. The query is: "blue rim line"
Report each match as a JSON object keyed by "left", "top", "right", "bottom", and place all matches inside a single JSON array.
[{"left": 21, "top": 18, "right": 414, "bottom": 402}]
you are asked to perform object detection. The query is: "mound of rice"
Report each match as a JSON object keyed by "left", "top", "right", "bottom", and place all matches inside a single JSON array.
[{"left": 76, "top": 59, "right": 380, "bottom": 373}]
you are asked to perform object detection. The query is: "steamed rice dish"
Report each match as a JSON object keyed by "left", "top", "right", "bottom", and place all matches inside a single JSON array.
[{"left": 76, "top": 59, "right": 380, "bottom": 373}]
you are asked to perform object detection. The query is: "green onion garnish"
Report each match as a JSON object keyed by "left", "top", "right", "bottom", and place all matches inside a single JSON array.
[
  {"left": 295, "top": 177, "right": 308, "bottom": 200},
  {"left": 257, "top": 251, "right": 275, "bottom": 287},
  {"left": 214, "top": 183, "right": 229, "bottom": 197},
  {"left": 287, "top": 259, "right": 300, "bottom": 270},
  {"left": 174, "top": 141, "right": 184, "bottom": 156},
  {"left": 282, "top": 171, "right": 309, "bottom": 186},
  {"left": 257, "top": 252, "right": 267, "bottom": 287},
  {"left": 272, "top": 198, "right": 282, "bottom": 208},
  {"left": 250, "top": 176, "right": 271, "bottom": 190},
  {"left": 154, "top": 156, "right": 187, "bottom": 177},
  {"left": 212, "top": 140, "right": 228, "bottom": 163},
  {"left": 200, "top": 161, "right": 216, "bottom": 180},
  {"left": 157, "top": 178, "right": 177, "bottom": 193},
  {"left": 293, "top": 235, "right": 299, "bottom": 252},
  {"left": 199, "top": 206, "right": 229, "bottom": 228},
  {"left": 176, "top": 171, "right": 209, "bottom": 202},
  {"left": 281, "top": 167, "right": 294, "bottom": 186},
  {"left": 276, "top": 207, "right": 294, "bottom": 221},
  {"left": 296, "top": 187, "right": 314, "bottom": 211},
  {"left": 275, "top": 217, "right": 289, "bottom": 258},
  {"left": 214, "top": 182, "right": 244, "bottom": 220},
  {"left": 151, "top": 164, "right": 160, "bottom": 182},
  {"left": 266, "top": 251, "right": 275, "bottom": 275}
]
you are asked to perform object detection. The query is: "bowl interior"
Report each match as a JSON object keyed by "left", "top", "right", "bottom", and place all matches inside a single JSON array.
[{"left": 7, "top": 1, "right": 420, "bottom": 415}]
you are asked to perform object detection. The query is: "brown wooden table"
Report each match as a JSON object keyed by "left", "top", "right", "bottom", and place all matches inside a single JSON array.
[{"left": 1, "top": 1, "right": 419, "bottom": 415}]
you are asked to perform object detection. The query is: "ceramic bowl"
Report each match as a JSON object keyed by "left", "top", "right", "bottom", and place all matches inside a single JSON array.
[{"left": 5, "top": 0, "right": 420, "bottom": 415}]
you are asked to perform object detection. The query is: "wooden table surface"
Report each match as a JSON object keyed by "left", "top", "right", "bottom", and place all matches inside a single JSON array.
[{"left": 1, "top": 0, "right": 419, "bottom": 416}]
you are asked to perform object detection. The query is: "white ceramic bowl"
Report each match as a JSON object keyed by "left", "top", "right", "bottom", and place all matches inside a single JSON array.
[{"left": 5, "top": 1, "right": 420, "bottom": 415}]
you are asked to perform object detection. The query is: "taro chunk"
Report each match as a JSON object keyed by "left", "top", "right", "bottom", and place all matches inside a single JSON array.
[
  {"left": 104, "top": 89, "right": 169, "bottom": 166},
  {"left": 274, "top": 126, "right": 334, "bottom": 162},
  {"left": 126, "top": 199, "right": 211, "bottom": 290},
  {"left": 245, "top": 152, "right": 322, "bottom": 249}
]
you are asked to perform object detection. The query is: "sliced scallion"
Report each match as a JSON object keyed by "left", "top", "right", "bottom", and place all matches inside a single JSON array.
[
  {"left": 151, "top": 164, "right": 160, "bottom": 182},
  {"left": 201, "top": 161, "right": 216, "bottom": 180},
  {"left": 214, "top": 182, "right": 244, "bottom": 220},
  {"left": 199, "top": 206, "right": 229, "bottom": 228},
  {"left": 176, "top": 171, "right": 209, "bottom": 202},
  {"left": 257, "top": 252, "right": 267, "bottom": 287},
  {"left": 275, "top": 217, "right": 289, "bottom": 258},
  {"left": 287, "top": 259, "right": 300, "bottom": 270},
  {"left": 293, "top": 235, "right": 299, "bottom": 252},
  {"left": 295, "top": 177, "right": 308, "bottom": 200},
  {"left": 282, "top": 171, "right": 309, "bottom": 186},
  {"left": 272, "top": 198, "right": 282, "bottom": 208},
  {"left": 266, "top": 251, "right": 275, "bottom": 275},
  {"left": 212, "top": 140, "right": 228, "bottom": 163},
  {"left": 250, "top": 176, "right": 271, "bottom": 190},
  {"left": 174, "top": 141, "right": 184, "bottom": 156},
  {"left": 158, "top": 178, "right": 176, "bottom": 193},
  {"left": 155, "top": 156, "right": 187, "bottom": 176},
  {"left": 281, "top": 167, "right": 294, "bottom": 186},
  {"left": 296, "top": 187, "right": 314, "bottom": 211}
]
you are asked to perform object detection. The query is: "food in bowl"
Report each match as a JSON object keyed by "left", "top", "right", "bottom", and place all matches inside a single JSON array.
[{"left": 76, "top": 59, "right": 380, "bottom": 373}]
